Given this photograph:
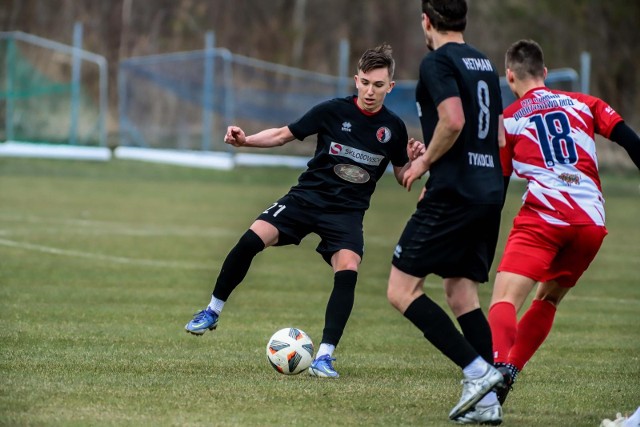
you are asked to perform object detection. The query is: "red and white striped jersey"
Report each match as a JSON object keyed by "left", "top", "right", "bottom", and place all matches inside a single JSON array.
[{"left": 501, "top": 87, "right": 623, "bottom": 226}]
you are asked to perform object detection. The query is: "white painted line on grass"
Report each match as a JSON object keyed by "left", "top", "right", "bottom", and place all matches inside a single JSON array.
[
  {"left": 0, "top": 237, "right": 212, "bottom": 270},
  {"left": 0, "top": 212, "right": 239, "bottom": 238}
]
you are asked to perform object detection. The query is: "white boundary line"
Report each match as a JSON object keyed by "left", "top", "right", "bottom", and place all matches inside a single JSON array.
[
  {"left": 2, "top": 236, "right": 636, "bottom": 305},
  {"left": 0, "top": 237, "right": 212, "bottom": 270},
  {"left": 0, "top": 141, "right": 111, "bottom": 161},
  {"left": 0, "top": 213, "right": 241, "bottom": 238}
]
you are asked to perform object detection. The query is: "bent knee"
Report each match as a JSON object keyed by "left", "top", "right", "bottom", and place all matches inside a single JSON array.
[
  {"left": 534, "top": 295, "right": 562, "bottom": 307},
  {"left": 387, "top": 282, "right": 422, "bottom": 313},
  {"left": 386, "top": 286, "right": 403, "bottom": 310}
]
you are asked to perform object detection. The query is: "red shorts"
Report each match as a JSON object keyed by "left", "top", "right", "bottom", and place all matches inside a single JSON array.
[{"left": 498, "top": 215, "right": 608, "bottom": 287}]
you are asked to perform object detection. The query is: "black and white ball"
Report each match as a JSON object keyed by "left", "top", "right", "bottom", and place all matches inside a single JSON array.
[{"left": 266, "top": 328, "right": 314, "bottom": 375}]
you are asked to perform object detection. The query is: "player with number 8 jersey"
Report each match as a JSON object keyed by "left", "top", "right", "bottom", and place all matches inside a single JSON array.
[
  {"left": 413, "top": 42, "right": 504, "bottom": 204},
  {"left": 387, "top": 1, "right": 506, "bottom": 423}
]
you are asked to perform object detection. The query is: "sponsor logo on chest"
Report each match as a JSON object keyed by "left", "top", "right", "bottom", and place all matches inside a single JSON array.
[{"left": 329, "top": 142, "right": 384, "bottom": 166}]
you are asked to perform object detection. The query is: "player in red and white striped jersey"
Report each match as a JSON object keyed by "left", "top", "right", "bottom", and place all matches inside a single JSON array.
[{"left": 488, "top": 39, "right": 640, "bottom": 404}]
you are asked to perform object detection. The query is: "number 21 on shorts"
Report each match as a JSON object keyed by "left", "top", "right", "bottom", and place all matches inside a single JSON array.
[{"left": 263, "top": 202, "right": 286, "bottom": 217}]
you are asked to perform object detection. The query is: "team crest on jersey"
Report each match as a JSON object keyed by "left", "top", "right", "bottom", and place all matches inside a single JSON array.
[
  {"left": 334, "top": 164, "right": 370, "bottom": 184},
  {"left": 558, "top": 173, "right": 581, "bottom": 186},
  {"left": 376, "top": 127, "right": 391, "bottom": 143}
]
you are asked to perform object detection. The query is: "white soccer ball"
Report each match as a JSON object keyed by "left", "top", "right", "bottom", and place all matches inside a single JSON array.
[{"left": 266, "top": 327, "right": 314, "bottom": 375}]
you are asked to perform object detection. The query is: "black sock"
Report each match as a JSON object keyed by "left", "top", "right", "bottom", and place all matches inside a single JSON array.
[
  {"left": 457, "top": 308, "right": 494, "bottom": 364},
  {"left": 404, "top": 295, "right": 478, "bottom": 368},
  {"left": 321, "top": 270, "right": 358, "bottom": 346},
  {"left": 495, "top": 362, "right": 519, "bottom": 384},
  {"left": 212, "top": 229, "right": 265, "bottom": 301}
]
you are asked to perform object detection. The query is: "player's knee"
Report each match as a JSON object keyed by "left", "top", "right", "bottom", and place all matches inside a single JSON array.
[
  {"left": 535, "top": 281, "right": 569, "bottom": 307},
  {"left": 330, "top": 249, "right": 361, "bottom": 271},
  {"left": 387, "top": 282, "right": 407, "bottom": 311},
  {"left": 235, "top": 229, "right": 266, "bottom": 255},
  {"left": 387, "top": 288, "right": 401, "bottom": 310},
  {"left": 535, "top": 295, "right": 562, "bottom": 308}
]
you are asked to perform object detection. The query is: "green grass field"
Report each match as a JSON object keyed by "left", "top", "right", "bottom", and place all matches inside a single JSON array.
[{"left": 1, "top": 157, "right": 638, "bottom": 426}]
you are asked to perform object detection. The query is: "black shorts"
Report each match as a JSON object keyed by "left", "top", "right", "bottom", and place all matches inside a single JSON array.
[
  {"left": 256, "top": 194, "right": 365, "bottom": 265},
  {"left": 391, "top": 201, "right": 501, "bottom": 283}
]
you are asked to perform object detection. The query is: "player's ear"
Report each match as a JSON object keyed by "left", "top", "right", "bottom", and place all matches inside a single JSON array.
[
  {"left": 387, "top": 80, "right": 395, "bottom": 93},
  {"left": 543, "top": 67, "right": 548, "bottom": 80}
]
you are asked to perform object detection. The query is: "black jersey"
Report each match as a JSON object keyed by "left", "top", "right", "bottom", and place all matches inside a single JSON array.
[
  {"left": 287, "top": 95, "right": 409, "bottom": 211},
  {"left": 416, "top": 42, "right": 503, "bottom": 204}
]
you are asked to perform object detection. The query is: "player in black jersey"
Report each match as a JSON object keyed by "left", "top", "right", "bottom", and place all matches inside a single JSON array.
[
  {"left": 185, "top": 44, "right": 425, "bottom": 378},
  {"left": 386, "top": 1, "right": 505, "bottom": 423}
]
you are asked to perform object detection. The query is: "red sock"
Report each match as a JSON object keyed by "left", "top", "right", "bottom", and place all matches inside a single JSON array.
[
  {"left": 508, "top": 299, "right": 556, "bottom": 371},
  {"left": 488, "top": 301, "right": 517, "bottom": 364}
]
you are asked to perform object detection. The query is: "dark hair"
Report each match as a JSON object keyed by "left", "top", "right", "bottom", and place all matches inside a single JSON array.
[
  {"left": 505, "top": 39, "right": 545, "bottom": 80},
  {"left": 422, "top": 0, "right": 467, "bottom": 32},
  {"left": 358, "top": 43, "right": 395, "bottom": 80}
]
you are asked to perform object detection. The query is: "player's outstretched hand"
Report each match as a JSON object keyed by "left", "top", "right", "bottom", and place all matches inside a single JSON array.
[
  {"left": 224, "top": 126, "right": 246, "bottom": 147},
  {"left": 407, "top": 138, "right": 426, "bottom": 160}
]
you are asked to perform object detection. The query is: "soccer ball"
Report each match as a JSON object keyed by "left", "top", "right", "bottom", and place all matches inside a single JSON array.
[{"left": 266, "top": 327, "right": 314, "bottom": 375}]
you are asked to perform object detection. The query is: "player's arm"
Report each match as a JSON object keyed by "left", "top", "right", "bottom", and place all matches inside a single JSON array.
[
  {"left": 402, "top": 97, "right": 464, "bottom": 191},
  {"left": 609, "top": 121, "right": 640, "bottom": 170},
  {"left": 425, "top": 96, "right": 464, "bottom": 163},
  {"left": 224, "top": 125, "right": 296, "bottom": 148},
  {"left": 498, "top": 114, "right": 506, "bottom": 148},
  {"left": 499, "top": 127, "right": 516, "bottom": 207}
]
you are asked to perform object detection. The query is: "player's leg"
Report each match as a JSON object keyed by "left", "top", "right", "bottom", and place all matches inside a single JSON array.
[
  {"left": 447, "top": 203, "right": 502, "bottom": 366},
  {"left": 506, "top": 223, "right": 606, "bottom": 369},
  {"left": 487, "top": 271, "right": 538, "bottom": 404},
  {"left": 309, "top": 249, "right": 361, "bottom": 378},
  {"left": 506, "top": 280, "right": 568, "bottom": 371},
  {"left": 210, "top": 220, "right": 278, "bottom": 306},
  {"left": 445, "top": 277, "right": 491, "bottom": 363},
  {"left": 388, "top": 267, "right": 481, "bottom": 366},
  {"left": 185, "top": 219, "right": 277, "bottom": 335},
  {"left": 488, "top": 272, "right": 537, "bottom": 364},
  {"left": 387, "top": 267, "right": 502, "bottom": 419},
  {"left": 309, "top": 210, "right": 364, "bottom": 378},
  {"left": 391, "top": 203, "right": 503, "bottom": 419},
  {"left": 445, "top": 277, "right": 506, "bottom": 421},
  {"left": 486, "top": 215, "right": 559, "bottom": 401},
  {"left": 439, "top": 205, "right": 504, "bottom": 421},
  {"left": 497, "top": 281, "right": 565, "bottom": 401}
]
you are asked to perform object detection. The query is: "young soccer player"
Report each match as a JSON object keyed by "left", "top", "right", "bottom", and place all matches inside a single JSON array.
[
  {"left": 185, "top": 44, "right": 425, "bottom": 378},
  {"left": 489, "top": 39, "right": 640, "bottom": 405}
]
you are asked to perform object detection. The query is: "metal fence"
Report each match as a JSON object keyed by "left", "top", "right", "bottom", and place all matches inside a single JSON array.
[
  {"left": 1, "top": 30, "right": 582, "bottom": 164},
  {"left": 118, "top": 46, "right": 580, "bottom": 157},
  {"left": 0, "top": 30, "right": 107, "bottom": 147}
]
